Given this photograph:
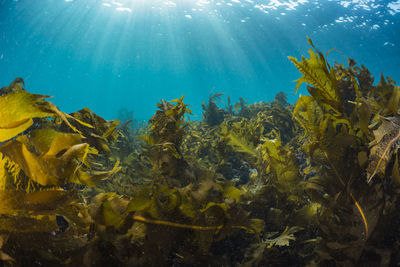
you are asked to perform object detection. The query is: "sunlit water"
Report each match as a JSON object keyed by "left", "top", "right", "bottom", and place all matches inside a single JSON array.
[{"left": 1, "top": 0, "right": 399, "bottom": 121}]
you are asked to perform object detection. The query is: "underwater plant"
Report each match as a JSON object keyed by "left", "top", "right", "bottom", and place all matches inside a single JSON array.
[
  {"left": 0, "top": 78, "right": 121, "bottom": 264},
  {"left": 202, "top": 92, "right": 226, "bottom": 126},
  {"left": 289, "top": 37, "right": 400, "bottom": 265},
  {"left": 1, "top": 38, "right": 400, "bottom": 266}
]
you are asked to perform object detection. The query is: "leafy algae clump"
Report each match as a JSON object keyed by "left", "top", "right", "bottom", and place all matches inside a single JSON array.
[
  {"left": 0, "top": 78, "right": 120, "bottom": 265},
  {"left": 0, "top": 38, "right": 400, "bottom": 266},
  {"left": 289, "top": 37, "right": 400, "bottom": 266}
]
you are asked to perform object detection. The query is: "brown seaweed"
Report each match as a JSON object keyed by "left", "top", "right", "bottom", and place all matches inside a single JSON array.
[{"left": 0, "top": 38, "right": 400, "bottom": 266}]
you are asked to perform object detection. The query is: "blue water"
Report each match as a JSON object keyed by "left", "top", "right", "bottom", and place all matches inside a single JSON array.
[{"left": 1, "top": 0, "right": 399, "bottom": 121}]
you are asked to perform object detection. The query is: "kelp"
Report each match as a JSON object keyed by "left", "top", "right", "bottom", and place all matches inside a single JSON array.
[
  {"left": 0, "top": 87, "right": 54, "bottom": 142},
  {"left": 82, "top": 177, "right": 264, "bottom": 264},
  {"left": 291, "top": 43, "right": 370, "bottom": 264},
  {"left": 289, "top": 37, "right": 341, "bottom": 115},
  {"left": 0, "top": 128, "right": 120, "bottom": 187},
  {"left": 290, "top": 38, "right": 400, "bottom": 265},
  {"left": 194, "top": 97, "right": 314, "bottom": 265},
  {"left": 60, "top": 107, "right": 121, "bottom": 154},
  {"left": 0, "top": 79, "right": 121, "bottom": 263},
  {"left": 139, "top": 96, "right": 194, "bottom": 186},
  {"left": 220, "top": 123, "right": 259, "bottom": 159},
  {"left": 0, "top": 78, "right": 101, "bottom": 143},
  {"left": 1, "top": 40, "right": 400, "bottom": 266},
  {"left": 202, "top": 92, "right": 226, "bottom": 126},
  {"left": 124, "top": 184, "right": 262, "bottom": 235},
  {"left": 70, "top": 96, "right": 267, "bottom": 265}
]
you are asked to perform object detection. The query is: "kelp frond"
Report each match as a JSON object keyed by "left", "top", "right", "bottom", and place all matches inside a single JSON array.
[
  {"left": 0, "top": 90, "right": 54, "bottom": 142},
  {"left": 220, "top": 124, "right": 259, "bottom": 158},
  {"left": 289, "top": 37, "right": 341, "bottom": 114}
]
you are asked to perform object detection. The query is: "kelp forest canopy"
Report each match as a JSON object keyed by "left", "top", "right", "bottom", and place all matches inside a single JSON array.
[{"left": 0, "top": 38, "right": 399, "bottom": 266}]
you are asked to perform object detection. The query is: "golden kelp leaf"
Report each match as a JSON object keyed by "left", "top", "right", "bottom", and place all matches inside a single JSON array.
[
  {"left": 23, "top": 189, "right": 75, "bottom": 211},
  {"left": 68, "top": 108, "right": 110, "bottom": 132},
  {"left": 227, "top": 132, "right": 258, "bottom": 157},
  {"left": 293, "top": 95, "right": 353, "bottom": 155},
  {"left": 170, "top": 95, "right": 193, "bottom": 116},
  {"left": 0, "top": 153, "right": 25, "bottom": 192},
  {"left": 0, "top": 131, "right": 89, "bottom": 186},
  {"left": 46, "top": 103, "right": 95, "bottom": 135},
  {"left": 27, "top": 129, "right": 82, "bottom": 157},
  {"left": 367, "top": 116, "right": 400, "bottom": 183},
  {"left": 0, "top": 189, "right": 73, "bottom": 213},
  {"left": 0, "top": 91, "right": 54, "bottom": 142},
  {"left": 288, "top": 43, "right": 340, "bottom": 113},
  {"left": 221, "top": 125, "right": 259, "bottom": 158},
  {"left": 0, "top": 82, "right": 93, "bottom": 139},
  {"left": 33, "top": 142, "right": 86, "bottom": 185},
  {"left": 258, "top": 135, "right": 301, "bottom": 194},
  {"left": 72, "top": 160, "right": 121, "bottom": 187},
  {"left": 102, "top": 120, "right": 121, "bottom": 139},
  {"left": 0, "top": 119, "right": 33, "bottom": 144},
  {"left": 293, "top": 95, "right": 323, "bottom": 136},
  {"left": 0, "top": 91, "right": 52, "bottom": 126},
  {"left": 260, "top": 137, "right": 284, "bottom": 166},
  {"left": 65, "top": 108, "right": 122, "bottom": 149},
  {"left": 8, "top": 129, "right": 104, "bottom": 187}
]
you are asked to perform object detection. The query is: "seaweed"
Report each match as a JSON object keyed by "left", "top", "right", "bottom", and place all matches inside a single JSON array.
[
  {"left": 139, "top": 95, "right": 194, "bottom": 186},
  {"left": 202, "top": 92, "right": 226, "bottom": 126},
  {"left": 290, "top": 38, "right": 400, "bottom": 265},
  {"left": 1, "top": 38, "right": 400, "bottom": 266},
  {"left": 0, "top": 78, "right": 121, "bottom": 264}
]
